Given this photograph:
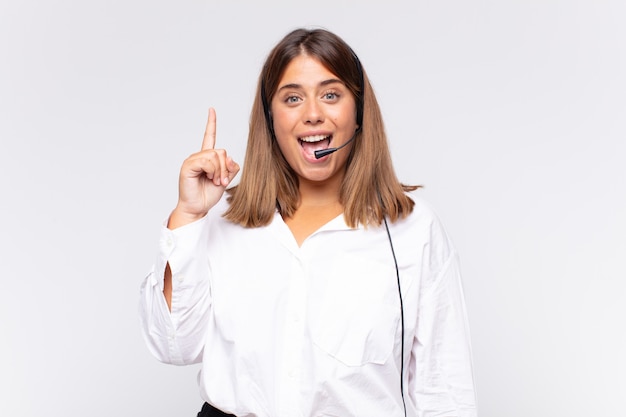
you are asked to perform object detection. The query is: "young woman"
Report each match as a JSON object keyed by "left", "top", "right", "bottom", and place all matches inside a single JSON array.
[{"left": 140, "top": 28, "right": 477, "bottom": 417}]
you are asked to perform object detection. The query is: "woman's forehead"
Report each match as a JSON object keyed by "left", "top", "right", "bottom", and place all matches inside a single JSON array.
[{"left": 277, "top": 55, "right": 343, "bottom": 88}]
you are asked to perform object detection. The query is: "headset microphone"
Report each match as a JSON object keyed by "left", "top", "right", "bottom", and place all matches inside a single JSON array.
[{"left": 314, "top": 128, "right": 361, "bottom": 159}]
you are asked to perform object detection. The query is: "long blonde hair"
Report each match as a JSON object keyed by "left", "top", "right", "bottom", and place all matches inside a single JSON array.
[{"left": 224, "top": 28, "right": 417, "bottom": 228}]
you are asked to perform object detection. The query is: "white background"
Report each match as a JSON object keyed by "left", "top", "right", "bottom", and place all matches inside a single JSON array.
[{"left": 1, "top": 1, "right": 624, "bottom": 416}]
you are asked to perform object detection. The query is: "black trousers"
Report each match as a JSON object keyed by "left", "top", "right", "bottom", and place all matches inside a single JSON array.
[{"left": 197, "top": 402, "right": 236, "bottom": 417}]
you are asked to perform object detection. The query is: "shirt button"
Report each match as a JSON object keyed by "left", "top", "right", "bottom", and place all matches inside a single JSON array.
[{"left": 176, "top": 274, "right": 184, "bottom": 282}]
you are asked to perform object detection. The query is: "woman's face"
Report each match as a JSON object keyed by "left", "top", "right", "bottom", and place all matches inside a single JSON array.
[{"left": 271, "top": 54, "right": 358, "bottom": 186}]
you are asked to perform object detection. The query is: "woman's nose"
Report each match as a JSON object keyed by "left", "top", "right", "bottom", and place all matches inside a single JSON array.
[{"left": 303, "top": 99, "right": 324, "bottom": 125}]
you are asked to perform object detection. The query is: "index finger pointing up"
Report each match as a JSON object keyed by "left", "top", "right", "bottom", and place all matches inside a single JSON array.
[{"left": 201, "top": 107, "right": 217, "bottom": 150}]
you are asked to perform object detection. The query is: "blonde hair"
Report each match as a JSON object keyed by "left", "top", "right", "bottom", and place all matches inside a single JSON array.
[{"left": 224, "top": 28, "right": 417, "bottom": 228}]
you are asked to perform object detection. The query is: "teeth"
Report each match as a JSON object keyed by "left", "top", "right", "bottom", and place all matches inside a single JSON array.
[{"left": 299, "top": 134, "right": 330, "bottom": 143}]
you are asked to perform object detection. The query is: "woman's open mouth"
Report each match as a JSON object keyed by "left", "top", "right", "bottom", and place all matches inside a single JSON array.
[{"left": 298, "top": 134, "right": 332, "bottom": 156}]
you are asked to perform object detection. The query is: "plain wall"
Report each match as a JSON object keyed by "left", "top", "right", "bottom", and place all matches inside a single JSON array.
[{"left": 1, "top": 1, "right": 624, "bottom": 416}]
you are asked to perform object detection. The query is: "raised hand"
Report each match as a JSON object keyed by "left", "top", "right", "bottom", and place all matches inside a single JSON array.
[{"left": 168, "top": 108, "right": 240, "bottom": 229}]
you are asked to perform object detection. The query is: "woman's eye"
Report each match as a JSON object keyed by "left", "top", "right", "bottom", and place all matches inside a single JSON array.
[
  {"left": 323, "top": 92, "right": 338, "bottom": 100},
  {"left": 286, "top": 96, "right": 301, "bottom": 103}
]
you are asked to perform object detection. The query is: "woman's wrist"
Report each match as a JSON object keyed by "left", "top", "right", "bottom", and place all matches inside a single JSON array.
[{"left": 167, "top": 206, "right": 207, "bottom": 230}]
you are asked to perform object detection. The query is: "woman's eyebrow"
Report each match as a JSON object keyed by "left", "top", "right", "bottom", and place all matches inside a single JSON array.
[
  {"left": 319, "top": 78, "right": 343, "bottom": 87},
  {"left": 276, "top": 78, "right": 344, "bottom": 93}
]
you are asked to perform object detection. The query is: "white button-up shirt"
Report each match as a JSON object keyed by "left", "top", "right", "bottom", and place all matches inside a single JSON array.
[{"left": 139, "top": 193, "right": 477, "bottom": 417}]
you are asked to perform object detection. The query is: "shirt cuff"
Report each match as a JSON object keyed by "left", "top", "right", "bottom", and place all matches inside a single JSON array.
[{"left": 153, "top": 214, "right": 210, "bottom": 290}]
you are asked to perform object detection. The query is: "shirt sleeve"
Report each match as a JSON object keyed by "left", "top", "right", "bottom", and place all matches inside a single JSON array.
[
  {"left": 138, "top": 214, "right": 212, "bottom": 366},
  {"left": 409, "top": 251, "right": 477, "bottom": 416}
]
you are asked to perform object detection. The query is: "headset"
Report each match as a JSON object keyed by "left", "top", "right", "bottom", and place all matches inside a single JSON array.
[{"left": 262, "top": 49, "right": 407, "bottom": 416}]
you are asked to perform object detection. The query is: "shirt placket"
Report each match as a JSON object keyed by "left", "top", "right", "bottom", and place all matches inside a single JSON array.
[{"left": 277, "top": 253, "right": 307, "bottom": 417}]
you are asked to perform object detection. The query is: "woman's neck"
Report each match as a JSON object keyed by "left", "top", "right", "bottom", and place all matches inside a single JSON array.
[
  {"left": 283, "top": 174, "right": 344, "bottom": 246},
  {"left": 296, "top": 172, "right": 343, "bottom": 208}
]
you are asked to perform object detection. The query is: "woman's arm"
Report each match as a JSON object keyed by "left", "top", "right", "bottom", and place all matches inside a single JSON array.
[
  {"left": 409, "top": 252, "right": 477, "bottom": 417},
  {"left": 139, "top": 108, "right": 239, "bottom": 364},
  {"left": 139, "top": 214, "right": 212, "bottom": 365}
]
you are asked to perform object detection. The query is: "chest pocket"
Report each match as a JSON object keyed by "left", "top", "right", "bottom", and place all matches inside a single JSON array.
[{"left": 311, "top": 254, "right": 399, "bottom": 367}]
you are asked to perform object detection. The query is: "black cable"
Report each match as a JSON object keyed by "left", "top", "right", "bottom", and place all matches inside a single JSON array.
[{"left": 383, "top": 216, "right": 407, "bottom": 417}]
